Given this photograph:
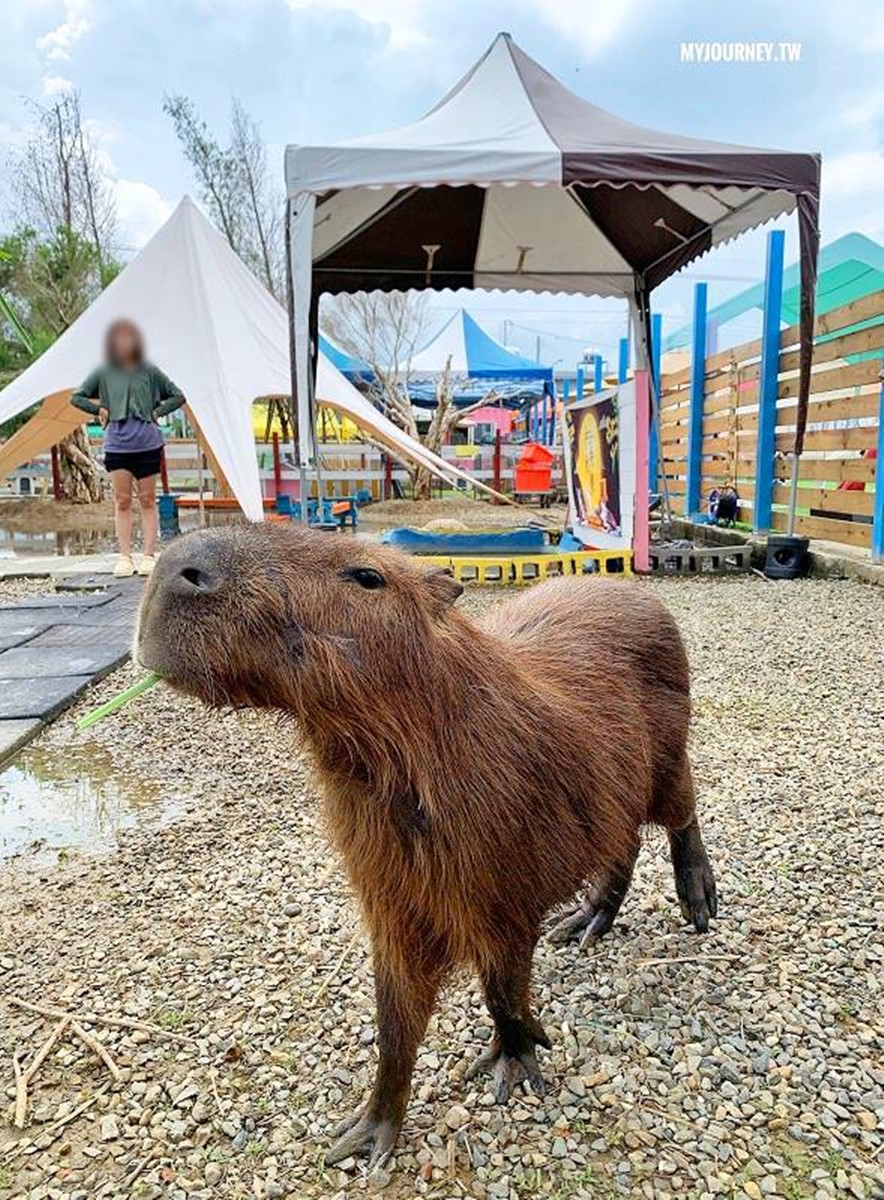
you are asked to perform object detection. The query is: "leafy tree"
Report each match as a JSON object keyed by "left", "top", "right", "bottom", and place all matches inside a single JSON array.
[{"left": 164, "top": 95, "right": 284, "bottom": 300}]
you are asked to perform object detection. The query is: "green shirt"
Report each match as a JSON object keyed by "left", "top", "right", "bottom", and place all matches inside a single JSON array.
[{"left": 70, "top": 363, "right": 186, "bottom": 422}]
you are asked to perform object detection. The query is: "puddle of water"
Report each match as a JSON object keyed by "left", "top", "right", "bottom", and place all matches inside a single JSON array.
[{"left": 0, "top": 742, "right": 181, "bottom": 860}]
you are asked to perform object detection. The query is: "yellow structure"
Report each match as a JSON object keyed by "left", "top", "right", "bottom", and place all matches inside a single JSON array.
[{"left": 422, "top": 548, "right": 633, "bottom": 586}]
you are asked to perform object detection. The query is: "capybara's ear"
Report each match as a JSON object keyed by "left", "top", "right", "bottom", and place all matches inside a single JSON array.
[{"left": 424, "top": 566, "right": 464, "bottom": 610}]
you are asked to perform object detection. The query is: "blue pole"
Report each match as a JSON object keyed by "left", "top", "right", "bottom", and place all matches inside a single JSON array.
[
  {"left": 594, "top": 355, "right": 603, "bottom": 394},
  {"left": 563, "top": 379, "right": 571, "bottom": 402},
  {"left": 618, "top": 337, "right": 629, "bottom": 384},
  {"left": 576, "top": 365, "right": 585, "bottom": 401},
  {"left": 541, "top": 392, "right": 548, "bottom": 444},
  {"left": 548, "top": 386, "right": 557, "bottom": 448},
  {"left": 685, "top": 286, "right": 707, "bottom": 517},
  {"left": 872, "top": 367, "right": 884, "bottom": 562},
  {"left": 753, "top": 229, "right": 786, "bottom": 532},
  {"left": 649, "top": 313, "right": 663, "bottom": 493}
]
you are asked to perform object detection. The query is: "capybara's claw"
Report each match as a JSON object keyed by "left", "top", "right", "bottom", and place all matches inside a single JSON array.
[
  {"left": 466, "top": 1043, "right": 547, "bottom": 1103},
  {"left": 326, "top": 1111, "right": 399, "bottom": 1168}
]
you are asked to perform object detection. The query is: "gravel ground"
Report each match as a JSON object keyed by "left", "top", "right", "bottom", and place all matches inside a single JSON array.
[
  {"left": 0, "top": 574, "right": 882, "bottom": 1200},
  {"left": 357, "top": 498, "right": 566, "bottom": 531}
]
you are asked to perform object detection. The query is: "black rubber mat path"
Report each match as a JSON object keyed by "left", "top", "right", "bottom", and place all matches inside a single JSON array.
[{"left": 0, "top": 574, "right": 143, "bottom": 764}]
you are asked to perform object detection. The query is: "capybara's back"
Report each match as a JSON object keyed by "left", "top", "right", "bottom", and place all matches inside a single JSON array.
[{"left": 480, "top": 575, "right": 693, "bottom": 826}]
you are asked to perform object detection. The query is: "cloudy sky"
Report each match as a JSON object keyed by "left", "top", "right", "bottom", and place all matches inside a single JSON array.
[{"left": 2, "top": 0, "right": 883, "bottom": 364}]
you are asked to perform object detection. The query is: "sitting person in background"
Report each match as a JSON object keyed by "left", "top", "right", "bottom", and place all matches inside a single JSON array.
[{"left": 71, "top": 320, "right": 186, "bottom": 577}]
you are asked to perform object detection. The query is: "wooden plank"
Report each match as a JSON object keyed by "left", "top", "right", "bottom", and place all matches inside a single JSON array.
[
  {"left": 703, "top": 413, "right": 760, "bottom": 436},
  {"left": 777, "top": 358, "right": 882, "bottom": 400},
  {"left": 777, "top": 426, "right": 877, "bottom": 452},
  {"left": 771, "top": 509, "right": 872, "bottom": 549},
  {"left": 813, "top": 291, "right": 884, "bottom": 338},
  {"left": 772, "top": 485, "right": 874, "bottom": 517},
  {"left": 777, "top": 324, "right": 884, "bottom": 374},
  {"left": 777, "top": 458, "right": 876, "bottom": 483},
  {"left": 775, "top": 393, "right": 881, "bottom": 426}
]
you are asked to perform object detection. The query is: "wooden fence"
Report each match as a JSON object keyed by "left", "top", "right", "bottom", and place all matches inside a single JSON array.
[{"left": 659, "top": 245, "right": 884, "bottom": 556}]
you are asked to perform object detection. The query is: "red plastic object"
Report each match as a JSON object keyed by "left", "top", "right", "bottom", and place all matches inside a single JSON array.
[{"left": 514, "top": 442, "right": 554, "bottom": 494}]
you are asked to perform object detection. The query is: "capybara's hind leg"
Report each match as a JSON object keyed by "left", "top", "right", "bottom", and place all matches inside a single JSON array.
[
  {"left": 669, "top": 818, "right": 718, "bottom": 933},
  {"left": 327, "top": 945, "right": 447, "bottom": 1168},
  {"left": 466, "top": 944, "right": 550, "bottom": 1103},
  {"left": 548, "top": 843, "right": 639, "bottom": 946}
]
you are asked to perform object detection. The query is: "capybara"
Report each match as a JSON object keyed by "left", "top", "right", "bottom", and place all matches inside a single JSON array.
[{"left": 136, "top": 524, "right": 717, "bottom": 1167}]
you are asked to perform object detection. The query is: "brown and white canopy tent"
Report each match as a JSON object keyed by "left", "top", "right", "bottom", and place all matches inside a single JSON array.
[{"left": 285, "top": 32, "right": 821, "bottom": 474}]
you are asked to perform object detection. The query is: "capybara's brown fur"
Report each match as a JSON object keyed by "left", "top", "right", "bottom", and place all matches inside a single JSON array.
[{"left": 137, "top": 524, "right": 717, "bottom": 1166}]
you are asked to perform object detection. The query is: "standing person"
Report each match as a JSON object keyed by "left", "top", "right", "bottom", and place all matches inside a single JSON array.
[{"left": 71, "top": 320, "right": 186, "bottom": 577}]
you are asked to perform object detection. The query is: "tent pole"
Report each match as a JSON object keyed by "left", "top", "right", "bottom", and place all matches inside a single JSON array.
[{"left": 786, "top": 453, "right": 801, "bottom": 536}]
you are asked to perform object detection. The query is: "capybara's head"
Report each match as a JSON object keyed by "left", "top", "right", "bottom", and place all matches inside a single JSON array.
[{"left": 136, "top": 525, "right": 463, "bottom": 714}]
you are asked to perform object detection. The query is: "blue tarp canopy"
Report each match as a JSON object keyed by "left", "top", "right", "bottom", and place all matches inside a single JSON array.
[
  {"left": 410, "top": 309, "right": 553, "bottom": 382},
  {"left": 318, "top": 333, "right": 374, "bottom": 383}
]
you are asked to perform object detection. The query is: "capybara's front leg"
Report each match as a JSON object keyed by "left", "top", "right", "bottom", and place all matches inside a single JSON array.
[
  {"left": 548, "top": 841, "right": 640, "bottom": 946},
  {"left": 327, "top": 946, "right": 445, "bottom": 1168},
  {"left": 669, "top": 818, "right": 718, "bottom": 932},
  {"left": 466, "top": 945, "right": 550, "bottom": 1103}
]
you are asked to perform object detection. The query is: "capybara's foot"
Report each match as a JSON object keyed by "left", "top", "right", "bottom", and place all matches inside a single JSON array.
[
  {"left": 548, "top": 855, "right": 637, "bottom": 946},
  {"left": 669, "top": 819, "right": 718, "bottom": 933},
  {"left": 466, "top": 1040, "right": 547, "bottom": 1103},
  {"left": 548, "top": 898, "right": 616, "bottom": 946},
  {"left": 465, "top": 1018, "right": 551, "bottom": 1103},
  {"left": 326, "top": 1109, "right": 400, "bottom": 1169}
]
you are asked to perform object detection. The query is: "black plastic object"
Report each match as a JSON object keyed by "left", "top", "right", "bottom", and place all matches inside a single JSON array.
[{"left": 763, "top": 534, "right": 810, "bottom": 579}]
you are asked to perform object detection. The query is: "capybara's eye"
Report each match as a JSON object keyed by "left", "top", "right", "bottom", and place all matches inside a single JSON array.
[{"left": 342, "top": 567, "right": 386, "bottom": 591}]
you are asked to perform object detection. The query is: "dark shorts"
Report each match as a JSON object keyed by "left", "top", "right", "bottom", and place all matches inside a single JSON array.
[{"left": 104, "top": 448, "right": 164, "bottom": 480}]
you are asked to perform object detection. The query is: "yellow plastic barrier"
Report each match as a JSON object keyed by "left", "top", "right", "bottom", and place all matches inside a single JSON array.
[{"left": 422, "top": 548, "right": 633, "bottom": 586}]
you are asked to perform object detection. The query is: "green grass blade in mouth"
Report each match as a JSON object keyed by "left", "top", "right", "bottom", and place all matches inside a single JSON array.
[{"left": 76, "top": 671, "right": 162, "bottom": 731}]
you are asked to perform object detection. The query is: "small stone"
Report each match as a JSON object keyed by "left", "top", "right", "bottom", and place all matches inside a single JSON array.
[
  {"left": 551, "top": 1137, "right": 568, "bottom": 1158},
  {"left": 284, "top": 903, "right": 302, "bottom": 917},
  {"left": 99, "top": 1115, "right": 119, "bottom": 1142},
  {"left": 753, "top": 1051, "right": 771, "bottom": 1075},
  {"left": 368, "top": 1167, "right": 391, "bottom": 1190},
  {"left": 565, "top": 1076, "right": 586, "bottom": 1098},
  {"left": 204, "top": 1163, "right": 223, "bottom": 1186},
  {"left": 856, "top": 1110, "right": 876, "bottom": 1130},
  {"left": 444, "top": 1104, "right": 469, "bottom": 1130},
  {"left": 743, "top": 1184, "right": 763, "bottom": 1200}
]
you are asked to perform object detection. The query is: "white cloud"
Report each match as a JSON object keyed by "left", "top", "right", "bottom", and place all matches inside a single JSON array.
[
  {"left": 522, "top": 0, "right": 649, "bottom": 59},
  {"left": 285, "top": 0, "right": 427, "bottom": 49},
  {"left": 114, "top": 180, "right": 173, "bottom": 249},
  {"left": 821, "top": 150, "right": 884, "bottom": 240},
  {"left": 42, "top": 73, "right": 74, "bottom": 95},
  {"left": 35, "top": 0, "right": 93, "bottom": 63}
]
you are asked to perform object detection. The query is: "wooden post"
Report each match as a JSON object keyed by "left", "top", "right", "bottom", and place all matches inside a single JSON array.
[
  {"left": 753, "top": 229, "right": 785, "bottom": 533},
  {"left": 873, "top": 366, "right": 884, "bottom": 562},
  {"left": 634, "top": 369, "right": 651, "bottom": 573},
  {"left": 272, "top": 432, "right": 282, "bottom": 499},
  {"left": 492, "top": 429, "right": 502, "bottom": 500},
  {"left": 160, "top": 448, "right": 170, "bottom": 495},
  {"left": 685, "top": 285, "right": 707, "bottom": 518},
  {"left": 50, "top": 445, "right": 63, "bottom": 501},
  {"left": 384, "top": 453, "right": 392, "bottom": 500},
  {"left": 618, "top": 337, "right": 629, "bottom": 384},
  {"left": 649, "top": 313, "right": 663, "bottom": 493}
]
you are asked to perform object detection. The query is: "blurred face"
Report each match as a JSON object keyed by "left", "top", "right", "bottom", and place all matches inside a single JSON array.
[
  {"left": 135, "top": 525, "right": 463, "bottom": 716},
  {"left": 106, "top": 321, "right": 144, "bottom": 368}
]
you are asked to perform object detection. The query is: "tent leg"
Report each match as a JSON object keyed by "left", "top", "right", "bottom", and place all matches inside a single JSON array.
[{"left": 786, "top": 453, "right": 801, "bottom": 536}]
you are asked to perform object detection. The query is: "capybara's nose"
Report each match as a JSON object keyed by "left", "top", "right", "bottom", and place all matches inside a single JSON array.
[
  {"left": 152, "top": 536, "right": 227, "bottom": 597},
  {"left": 177, "top": 562, "right": 223, "bottom": 594}
]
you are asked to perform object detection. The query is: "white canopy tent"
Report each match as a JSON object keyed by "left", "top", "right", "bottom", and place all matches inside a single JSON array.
[
  {"left": 285, "top": 32, "right": 821, "bottom": 477},
  {"left": 0, "top": 197, "right": 482, "bottom": 514}
]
